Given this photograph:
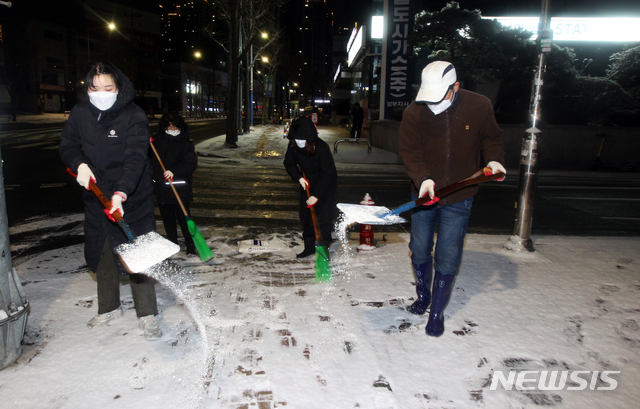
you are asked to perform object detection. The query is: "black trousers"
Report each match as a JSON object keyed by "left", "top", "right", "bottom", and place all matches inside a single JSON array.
[
  {"left": 96, "top": 240, "right": 158, "bottom": 317},
  {"left": 350, "top": 123, "right": 362, "bottom": 138},
  {"left": 158, "top": 202, "right": 196, "bottom": 253}
]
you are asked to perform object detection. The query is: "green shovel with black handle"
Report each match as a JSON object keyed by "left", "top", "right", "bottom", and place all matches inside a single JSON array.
[{"left": 302, "top": 171, "right": 331, "bottom": 282}]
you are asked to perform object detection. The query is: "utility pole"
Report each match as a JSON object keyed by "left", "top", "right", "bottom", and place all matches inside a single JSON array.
[{"left": 505, "top": 0, "right": 553, "bottom": 253}]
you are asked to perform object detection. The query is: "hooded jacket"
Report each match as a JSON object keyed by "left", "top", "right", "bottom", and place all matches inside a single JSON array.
[
  {"left": 150, "top": 128, "right": 197, "bottom": 205},
  {"left": 59, "top": 66, "right": 154, "bottom": 273},
  {"left": 398, "top": 89, "right": 505, "bottom": 205},
  {"left": 283, "top": 118, "right": 338, "bottom": 234}
]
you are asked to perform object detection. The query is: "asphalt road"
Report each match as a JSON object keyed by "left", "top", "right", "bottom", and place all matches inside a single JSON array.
[{"left": 1, "top": 120, "right": 639, "bottom": 237}]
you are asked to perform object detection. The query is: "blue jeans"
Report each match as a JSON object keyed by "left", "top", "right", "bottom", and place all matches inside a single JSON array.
[{"left": 409, "top": 195, "right": 473, "bottom": 276}]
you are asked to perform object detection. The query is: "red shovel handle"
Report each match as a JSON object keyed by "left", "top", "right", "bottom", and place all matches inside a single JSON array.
[{"left": 66, "top": 168, "right": 124, "bottom": 222}]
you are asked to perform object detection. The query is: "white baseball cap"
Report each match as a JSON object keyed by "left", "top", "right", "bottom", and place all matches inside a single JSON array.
[{"left": 415, "top": 61, "right": 457, "bottom": 103}]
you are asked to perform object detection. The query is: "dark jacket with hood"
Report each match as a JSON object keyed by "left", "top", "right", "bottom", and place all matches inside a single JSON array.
[
  {"left": 59, "top": 67, "right": 154, "bottom": 273},
  {"left": 150, "top": 128, "right": 197, "bottom": 205},
  {"left": 283, "top": 117, "right": 338, "bottom": 232},
  {"left": 398, "top": 89, "right": 505, "bottom": 205}
]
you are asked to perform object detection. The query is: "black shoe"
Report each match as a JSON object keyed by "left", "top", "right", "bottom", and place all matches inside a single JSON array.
[
  {"left": 297, "top": 247, "right": 315, "bottom": 258},
  {"left": 186, "top": 248, "right": 197, "bottom": 255}
]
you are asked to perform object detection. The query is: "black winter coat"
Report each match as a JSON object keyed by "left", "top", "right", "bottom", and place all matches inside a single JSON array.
[
  {"left": 283, "top": 137, "right": 338, "bottom": 231},
  {"left": 150, "top": 129, "right": 197, "bottom": 205},
  {"left": 59, "top": 68, "right": 155, "bottom": 273}
]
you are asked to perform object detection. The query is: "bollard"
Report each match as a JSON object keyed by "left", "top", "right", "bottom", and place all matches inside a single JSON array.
[{"left": 358, "top": 193, "right": 375, "bottom": 251}]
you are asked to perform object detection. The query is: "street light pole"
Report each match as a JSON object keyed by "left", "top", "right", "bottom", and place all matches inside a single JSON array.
[
  {"left": 194, "top": 51, "right": 202, "bottom": 119},
  {"left": 249, "top": 45, "right": 254, "bottom": 128},
  {"left": 505, "top": 0, "right": 553, "bottom": 253}
]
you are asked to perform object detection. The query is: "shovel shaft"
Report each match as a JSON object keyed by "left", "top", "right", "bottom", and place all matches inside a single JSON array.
[
  {"left": 301, "top": 171, "right": 323, "bottom": 242},
  {"left": 66, "top": 168, "right": 136, "bottom": 242},
  {"left": 384, "top": 169, "right": 505, "bottom": 217}
]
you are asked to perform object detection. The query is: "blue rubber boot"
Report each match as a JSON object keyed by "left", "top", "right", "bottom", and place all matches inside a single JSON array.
[
  {"left": 407, "top": 262, "right": 432, "bottom": 315},
  {"left": 425, "top": 271, "right": 456, "bottom": 337}
]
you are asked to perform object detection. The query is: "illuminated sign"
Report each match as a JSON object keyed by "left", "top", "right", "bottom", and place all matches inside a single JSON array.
[
  {"left": 485, "top": 17, "right": 640, "bottom": 42},
  {"left": 334, "top": 64, "right": 341, "bottom": 83},
  {"left": 371, "top": 16, "right": 383, "bottom": 39},
  {"left": 347, "top": 27, "right": 364, "bottom": 67}
]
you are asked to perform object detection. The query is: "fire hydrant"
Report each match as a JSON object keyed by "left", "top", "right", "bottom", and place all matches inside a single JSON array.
[{"left": 358, "top": 193, "right": 375, "bottom": 251}]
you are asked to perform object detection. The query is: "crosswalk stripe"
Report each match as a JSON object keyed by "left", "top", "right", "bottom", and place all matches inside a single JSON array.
[{"left": 155, "top": 208, "right": 299, "bottom": 220}]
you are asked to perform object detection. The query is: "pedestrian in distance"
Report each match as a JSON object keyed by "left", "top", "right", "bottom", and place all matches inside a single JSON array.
[
  {"left": 150, "top": 113, "right": 198, "bottom": 256},
  {"left": 284, "top": 116, "right": 338, "bottom": 258},
  {"left": 398, "top": 61, "right": 506, "bottom": 337},
  {"left": 350, "top": 101, "right": 364, "bottom": 138},
  {"left": 59, "top": 61, "right": 162, "bottom": 340}
]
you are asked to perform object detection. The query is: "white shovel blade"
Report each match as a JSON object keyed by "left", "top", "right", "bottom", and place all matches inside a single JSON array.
[
  {"left": 336, "top": 203, "right": 408, "bottom": 225},
  {"left": 115, "top": 231, "right": 180, "bottom": 273}
]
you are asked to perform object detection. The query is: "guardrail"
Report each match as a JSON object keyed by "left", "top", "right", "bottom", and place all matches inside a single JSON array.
[{"left": 333, "top": 138, "right": 372, "bottom": 155}]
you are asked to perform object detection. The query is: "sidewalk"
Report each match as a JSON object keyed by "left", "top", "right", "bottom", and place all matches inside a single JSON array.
[
  {"left": 2, "top": 223, "right": 639, "bottom": 408},
  {"left": 2, "top": 123, "right": 640, "bottom": 409},
  {"left": 194, "top": 123, "right": 403, "bottom": 165}
]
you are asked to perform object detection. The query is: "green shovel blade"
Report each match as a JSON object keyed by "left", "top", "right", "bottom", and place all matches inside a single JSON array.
[
  {"left": 315, "top": 245, "right": 331, "bottom": 282},
  {"left": 186, "top": 216, "right": 214, "bottom": 262}
]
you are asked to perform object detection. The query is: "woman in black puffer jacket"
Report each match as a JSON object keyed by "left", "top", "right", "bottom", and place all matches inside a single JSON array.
[
  {"left": 59, "top": 61, "right": 161, "bottom": 339},
  {"left": 150, "top": 113, "right": 198, "bottom": 255}
]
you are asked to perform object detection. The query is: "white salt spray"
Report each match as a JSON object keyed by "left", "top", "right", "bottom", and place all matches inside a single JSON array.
[
  {"left": 331, "top": 213, "right": 358, "bottom": 280},
  {"left": 143, "top": 260, "right": 218, "bottom": 406},
  {"left": 333, "top": 203, "right": 407, "bottom": 281}
]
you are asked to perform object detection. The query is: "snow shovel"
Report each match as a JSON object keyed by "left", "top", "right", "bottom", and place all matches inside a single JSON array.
[
  {"left": 149, "top": 139, "right": 214, "bottom": 262},
  {"left": 337, "top": 167, "right": 505, "bottom": 225},
  {"left": 301, "top": 171, "right": 331, "bottom": 282},
  {"left": 66, "top": 168, "right": 180, "bottom": 273}
]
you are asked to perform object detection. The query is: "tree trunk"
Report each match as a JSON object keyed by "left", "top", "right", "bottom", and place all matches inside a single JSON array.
[
  {"left": 225, "top": 0, "right": 240, "bottom": 147},
  {"left": 244, "top": 56, "right": 251, "bottom": 133}
]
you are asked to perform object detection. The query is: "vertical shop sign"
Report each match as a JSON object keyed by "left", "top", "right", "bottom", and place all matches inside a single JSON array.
[{"left": 380, "top": 0, "right": 418, "bottom": 119}]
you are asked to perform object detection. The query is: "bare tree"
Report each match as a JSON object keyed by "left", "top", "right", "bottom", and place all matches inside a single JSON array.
[{"left": 209, "top": 0, "right": 283, "bottom": 147}]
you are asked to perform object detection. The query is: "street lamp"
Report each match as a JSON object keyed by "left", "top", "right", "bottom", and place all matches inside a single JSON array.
[
  {"left": 249, "top": 32, "right": 269, "bottom": 129},
  {"left": 194, "top": 51, "right": 202, "bottom": 118},
  {"left": 86, "top": 22, "right": 116, "bottom": 62},
  {"left": 259, "top": 56, "right": 271, "bottom": 126}
]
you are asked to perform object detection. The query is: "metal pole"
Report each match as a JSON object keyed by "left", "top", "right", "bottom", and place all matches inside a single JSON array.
[
  {"left": 263, "top": 74, "right": 267, "bottom": 127},
  {"left": 250, "top": 45, "right": 254, "bottom": 127},
  {"left": 0, "top": 144, "right": 30, "bottom": 369},
  {"left": 505, "top": 0, "right": 552, "bottom": 253}
]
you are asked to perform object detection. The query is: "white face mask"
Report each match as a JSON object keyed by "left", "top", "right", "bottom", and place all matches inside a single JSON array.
[
  {"left": 166, "top": 129, "right": 181, "bottom": 137},
  {"left": 88, "top": 91, "right": 118, "bottom": 111},
  {"left": 427, "top": 96, "right": 453, "bottom": 115},
  {"left": 295, "top": 139, "right": 306, "bottom": 149}
]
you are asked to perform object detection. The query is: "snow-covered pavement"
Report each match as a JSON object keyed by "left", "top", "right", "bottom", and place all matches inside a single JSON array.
[
  {"left": 1, "top": 124, "right": 639, "bottom": 408},
  {"left": 2, "top": 220, "right": 640, "bottom": 408}
]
